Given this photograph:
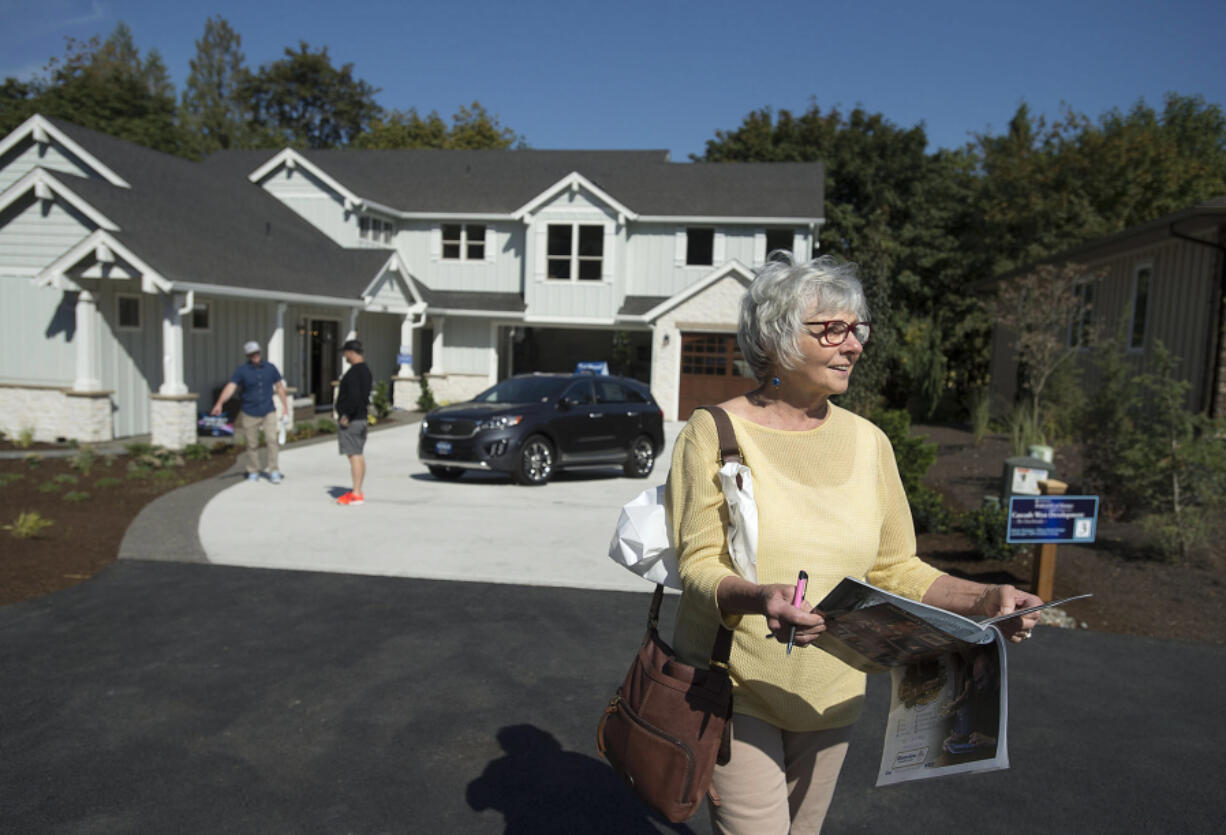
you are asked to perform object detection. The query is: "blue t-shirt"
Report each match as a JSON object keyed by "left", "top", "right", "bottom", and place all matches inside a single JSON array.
[{"left": 230, "top": 361, "right": 282, "bottom": 417}]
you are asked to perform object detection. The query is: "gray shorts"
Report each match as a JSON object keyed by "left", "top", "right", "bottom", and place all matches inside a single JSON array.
[{"left": 338, "top": 419, "right": 367, "bottom": 456}]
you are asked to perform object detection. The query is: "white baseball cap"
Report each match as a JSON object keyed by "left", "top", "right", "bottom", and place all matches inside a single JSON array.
[{"left": 243, "top": 341, "right": 260, "bottom": 355}]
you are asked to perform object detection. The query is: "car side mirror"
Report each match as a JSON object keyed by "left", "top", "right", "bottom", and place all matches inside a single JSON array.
[{"left": 558, "top": 397, "right": 574, "bottom": 410}]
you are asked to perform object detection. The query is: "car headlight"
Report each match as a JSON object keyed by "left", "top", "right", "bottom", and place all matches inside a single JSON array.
[
  {"left": 420, "top": 418, "right": 429, "bottom": 435},
  {"left": 478, "top": 415, "right": 524, "bottom": 431}
]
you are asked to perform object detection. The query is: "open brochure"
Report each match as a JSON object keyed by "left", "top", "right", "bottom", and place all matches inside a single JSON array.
[{"left": 811, "top": 577, "right": 1090, "bottom": 786}]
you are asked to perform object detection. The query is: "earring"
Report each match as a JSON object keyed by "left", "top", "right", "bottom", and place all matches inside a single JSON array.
[{"left": 771, "top": 376, "right": 781, "bottom": 388}]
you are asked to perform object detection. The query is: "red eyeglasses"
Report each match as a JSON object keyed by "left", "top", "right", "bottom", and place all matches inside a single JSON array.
[{"left": 803, "top": 320, "right": 871, "bottom": 346}]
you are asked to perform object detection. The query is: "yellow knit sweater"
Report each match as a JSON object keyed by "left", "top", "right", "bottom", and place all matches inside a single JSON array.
[{"left": 665, "top": 405, "right": 944, "bottom": 732}]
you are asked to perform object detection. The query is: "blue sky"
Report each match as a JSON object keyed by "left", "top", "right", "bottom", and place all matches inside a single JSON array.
[{"left": 2, "top": 0, "right": 1223, "bottom": 159}]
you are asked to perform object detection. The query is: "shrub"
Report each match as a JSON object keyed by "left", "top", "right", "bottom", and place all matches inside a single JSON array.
[
  {"left": 957, "top": 503, "right": 1019, "bottom": 561},
  {"left": 152, "top": 469, "right": 178, "bottom": 482},
  {"left": 126, "top": 468, "right": 152, "bottom": 481},
  {"left": 371, "top": 380, "right": 393, "bottom": 419},
  {"left": 1006, "top": 401, "right": 1045, "bottom": 457},
  {"left": 94, "top": 477, "right": 122, "bottom": 489},
  {"left": 53, "top": 474, "right": 79, "bottom": 485},
  {"left": 315, "top": 418, "right": 337, "bottom": 434},
  {"left": 16, "top": 426, "right": 35, "bottom": 449},
  {"left": 124, "top": 441, "right": 156, "bottom": 456},
  {"left": 417, "top": 376, "right": 438, "bottom": 412},
  {"left": 62, "top": 490, "right": 90, "bottom": 503},
  {"left": 967, "top": 387, "right": 992, "bottom": 446},
  {"left": 24, "top": 453, "right": 41, "bottom": 468},
  {"left": 37, "top": 481, "right": 60, "bottom": 493},
  {"left": 0, "top": 472, "right": 25, "bottom": 487},
  {"left": 70, "top": 447, "right": 96, "bottom": 476},
  {"left": 183, "top": 443, "right": 211, "bottom": 462},
  {"left": 4, "top": 511, "right": 54, "bottom": 538}
]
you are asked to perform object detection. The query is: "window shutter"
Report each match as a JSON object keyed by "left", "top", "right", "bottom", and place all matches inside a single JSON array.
[
  {"left": 534, "top": 223, "right": 547, "bottom": 282},
  {"left": 793, "top": 231, "right": 806, "bottom": 259},
  {"left": 754, "top": 230, "right": 765, "bottom": 264},
  {"left": 429, "top": 225, "right": 441, "bottom": 260},
  {"left": 713, "top": 230, "right": 726, "bottom": 264},
  {"left": 602, "top": 223, "right": 615, "bottom": 281},
  {"left": 675, "top": 226, "right": 686, "bottom": 266},
  {"left": 485, "top": 226, "right": 496, "bottom": 263}
]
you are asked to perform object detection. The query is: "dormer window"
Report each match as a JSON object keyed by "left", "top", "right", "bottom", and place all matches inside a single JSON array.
[
  {"left": 442, "top": 224, "right": 486, "bottom": 260},
  {"left": 360, "top": 215, "right": 394, "bottom": 243},
  {"left": 547, "top": 224, "right": 603, "bottom": 280}
]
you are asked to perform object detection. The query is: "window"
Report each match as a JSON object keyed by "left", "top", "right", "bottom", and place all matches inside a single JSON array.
[
  {"left": 562, "top": 380, "right": 596, "bottom": 404},
  {"left": 686, "top": 227, "right": 714, "bottom": 266},
  {"left": 191, "top": 302, "right": 210, "bottom": 332},
  {"left": 441, "top": 224, "right": 486, "bottom": 260},
  {"left": 360, "top": 215, "right": 394, "bottom": 243},
  {"left": 765, "top": 228, "right": 793, "bottom": 261},
  {"left": 547, "top": 224, "right": 603, "bottom": 280},
  {"left": 1129, "top": 265, "right": 1151, "bottom": 351},
  {"left": 116, "top": 294, "right": 140, "bottom": 330},
  {"left": 596, "top": 380, "right": 628, "bottom": 403},
  {"left": 1068, "top": 281, "right": 1094, "bottom": 348}
]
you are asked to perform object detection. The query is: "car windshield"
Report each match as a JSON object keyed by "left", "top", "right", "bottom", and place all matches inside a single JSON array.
[{"left": 473, "top": 377, "right": 570, "bottom": 403}]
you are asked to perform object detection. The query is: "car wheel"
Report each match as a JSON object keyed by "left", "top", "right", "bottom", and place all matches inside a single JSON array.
[
  {"left": 623, "top": 434, "right": 656, "bottom": 478},
  {"left": 428, "top": 465, "right": 464, "bottom": 481},
  {"left": 514, "top": 435, "right": 554, "bottom": 486}
]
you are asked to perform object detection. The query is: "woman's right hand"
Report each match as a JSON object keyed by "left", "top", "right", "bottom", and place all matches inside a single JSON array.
[{"left": 760, "top": 583, "right": 826, "bottom": 647}]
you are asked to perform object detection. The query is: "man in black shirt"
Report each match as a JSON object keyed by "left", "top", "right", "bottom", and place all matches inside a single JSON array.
[{"left": 335, "top": 339, "right": 374, "bottom": 505}]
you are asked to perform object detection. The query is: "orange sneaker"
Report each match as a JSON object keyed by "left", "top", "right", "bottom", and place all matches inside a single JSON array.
[{"left": 337, "top": 491, "right": 364, "bottom": 505}]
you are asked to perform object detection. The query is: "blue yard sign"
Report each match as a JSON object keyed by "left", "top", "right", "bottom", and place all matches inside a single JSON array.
[{"left": 1007, "top": 496, "right": 1100, "bottom": 544}]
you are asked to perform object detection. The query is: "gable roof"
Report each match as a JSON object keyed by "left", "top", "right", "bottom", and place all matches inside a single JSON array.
[
  {"left": 206, "top": 147, "right": 825, "bottom": 220},
  {"left": 41, "top": 118, "right": 389, "bottom": 300}
]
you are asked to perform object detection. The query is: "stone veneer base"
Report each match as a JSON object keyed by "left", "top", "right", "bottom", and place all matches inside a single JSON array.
[
  {"left": 0, "top": 384, "right": 114, "bottom": 444},
  {"left": 150, "top": 394, "right": 199, "bottom": 451}
]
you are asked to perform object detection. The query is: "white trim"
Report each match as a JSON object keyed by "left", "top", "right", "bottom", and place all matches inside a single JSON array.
[
  {"left": 0, "top": 169, "right": 121, "bottom": 232},
  {"left": 171, "top": 280, "right": 365, "bottom": 308},
  {"left": 638, "top": 260, "right": 755, "bottom": 321},
  {"left": 523, "top": 314, "right": 618, "bottom": 326},
  {"left": 248, "top": 148, "right": 364, "bottom": 210},
  {"left": 358, "top": 252, "right": 426, "bottom": 308},
  {"left": 540, "top": 220, "right": 613, "bottom": 283},
  {"left": 511, "top": 172, "right": 638, "bottom": 221},
  {"left": 640, "top": 214, "right": 824, "bottom": 225},
  {"left": 427, "top": 307, "right": 523, "bottom": 319},
  {"left": 0, "top": 114, "right": 131, "bottom": 188},
  {"left": 34, "top": 230, "right": 171, "bottom": 293}
]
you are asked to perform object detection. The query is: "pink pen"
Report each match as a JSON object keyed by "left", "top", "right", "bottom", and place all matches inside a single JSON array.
[{"left": 786, "top": 570, "right": 808, "bottom": 655}]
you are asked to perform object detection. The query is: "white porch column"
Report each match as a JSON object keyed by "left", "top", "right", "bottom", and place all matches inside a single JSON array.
[
  {"left": 268, "top": 302, "right": 287, "bottom": 373},
  {"left": 430, "top": 317, "right": 445, "bottom": 374},
  {"left": 73, "top": 290, "right": 103, "bottom": 392},
  {"left": 159, "top": 292, "right": 188, "bottom": 395},
  {"left": 341, "top": 309, "right": 359, "bottom": 375}
]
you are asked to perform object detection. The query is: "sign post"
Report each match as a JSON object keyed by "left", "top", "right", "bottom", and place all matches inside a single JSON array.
[{"left": 1006, "top": 479, "right": 1099, "bottom": 601}]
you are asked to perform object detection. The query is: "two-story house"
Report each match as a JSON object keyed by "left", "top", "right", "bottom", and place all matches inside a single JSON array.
[{"left": 0, "top": 114, "right": 825, "bottom": 448}]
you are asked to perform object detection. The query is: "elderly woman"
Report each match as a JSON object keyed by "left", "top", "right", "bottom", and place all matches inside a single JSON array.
[{"left": 665, "top": 254, "right": 1041, "bottom": 834}]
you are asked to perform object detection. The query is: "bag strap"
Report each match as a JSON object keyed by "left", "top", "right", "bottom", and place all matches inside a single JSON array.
[
  {"left": 647, "top": 403, "right": 741, "bottom": 671},
  {"left": 695, "top": 405, "right": 741, "bottom": 466}
]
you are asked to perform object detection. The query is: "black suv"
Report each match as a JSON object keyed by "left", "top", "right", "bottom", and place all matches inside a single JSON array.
[{"left": 418, "top": 373, "right": 665, "bottom": 485}]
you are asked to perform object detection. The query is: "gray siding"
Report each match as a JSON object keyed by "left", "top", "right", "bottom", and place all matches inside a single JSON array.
[
  {"left": 0, "top": 277, "right": 76, "bottom": 385},
  {"left": 441, "top": 317, "right": 495, "bottom": 376},
  {"left": 396, "top": 221, "right": 523, "bottom": 294},
  {"left": 262, "top": 166, "right": 354, "bottom": 246},
  {"left": 0, "top": 193, "right": 95, "bottom": 274},
  {"left": 354, "top": 311, "right": 401, "bottom": 386},
  {"left": 0, "top": 136, "right": 104, "bottom": 193},
  {"left": 97, "top": 286, "right": 157, "bottom": 437}
]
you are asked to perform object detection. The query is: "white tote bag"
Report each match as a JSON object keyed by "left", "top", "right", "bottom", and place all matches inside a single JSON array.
[{"left": 608, "top": 407, "right": 758, "bottom": 589}]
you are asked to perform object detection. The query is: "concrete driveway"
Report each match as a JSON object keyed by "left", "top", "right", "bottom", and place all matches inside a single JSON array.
[{"left": 197, "top": 419, "right": 683, "bottom": 591}]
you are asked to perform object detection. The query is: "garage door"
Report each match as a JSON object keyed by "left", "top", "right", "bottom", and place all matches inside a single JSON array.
[{"left": 677, "top": 333, "right": 756, "bottom": 419}]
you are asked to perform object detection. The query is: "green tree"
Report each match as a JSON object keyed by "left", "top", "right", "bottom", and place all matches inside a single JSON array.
[
  {"left": 700, "top": 101, "right": 978, "bottom": 414},
  {"left": 352, "top": 101, "right": 522, "bottom": 150},
  {"left": 180, "top": 16, "right": 253, "bottom": 155},
  {"left": 242, "top": 42, "right": 382, "bottom": 149},
  {"left": 0, "top": 24, "right": 182, "bottom": 153}
]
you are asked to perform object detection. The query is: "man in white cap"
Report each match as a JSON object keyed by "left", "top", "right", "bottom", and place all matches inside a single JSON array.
[{"left": 211, "top": 340, "right": 289, "bottom": 483}]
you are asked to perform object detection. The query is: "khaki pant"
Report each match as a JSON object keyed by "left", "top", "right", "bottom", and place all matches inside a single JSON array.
[
  {"left": 237, "top": 411, "right": 279, "bottom": 474},
  {"left": 708, "top": 713, "right": 853, "bottom": 835}
]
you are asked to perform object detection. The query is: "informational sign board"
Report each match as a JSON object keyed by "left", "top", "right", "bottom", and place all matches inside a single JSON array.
[
  {"left": 575, "top": 361, "right": 609, "bottom": 375},
  {"left": 1010, "top": 465, "right": 1049, "bottom": 495},
  {"left": 396, "top": 353, "right": 413, "bottom": 366},
  {"left": 1007, "top": 496, "right": 1100, "bottom": 544}
]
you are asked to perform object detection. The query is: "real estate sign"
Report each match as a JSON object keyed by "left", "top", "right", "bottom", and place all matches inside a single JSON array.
[{"left": 1006, "top": 496, "right": 1100, "bottom": 544}]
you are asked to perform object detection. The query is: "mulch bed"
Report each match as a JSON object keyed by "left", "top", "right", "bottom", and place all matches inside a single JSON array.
[
  {"left": 914, "top": 424, "right": 1225, "bottom": 646},
  {"left": 0, "top": 449, "right": 236, "bottom": 605}
]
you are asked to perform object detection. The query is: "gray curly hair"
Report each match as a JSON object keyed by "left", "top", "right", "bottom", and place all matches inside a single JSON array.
[{"left": 737, "top": 252, "right": 869, "bottom": 382}]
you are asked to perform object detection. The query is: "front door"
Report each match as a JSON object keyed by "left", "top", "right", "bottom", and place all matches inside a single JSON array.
[{"left": 309, "top": 319, "right": 339, "bottom": 407}]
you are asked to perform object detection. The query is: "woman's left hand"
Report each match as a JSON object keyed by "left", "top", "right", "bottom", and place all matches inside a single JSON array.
[{"left": 976, "top": 584, "right": 1043, "bottom": 643}]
